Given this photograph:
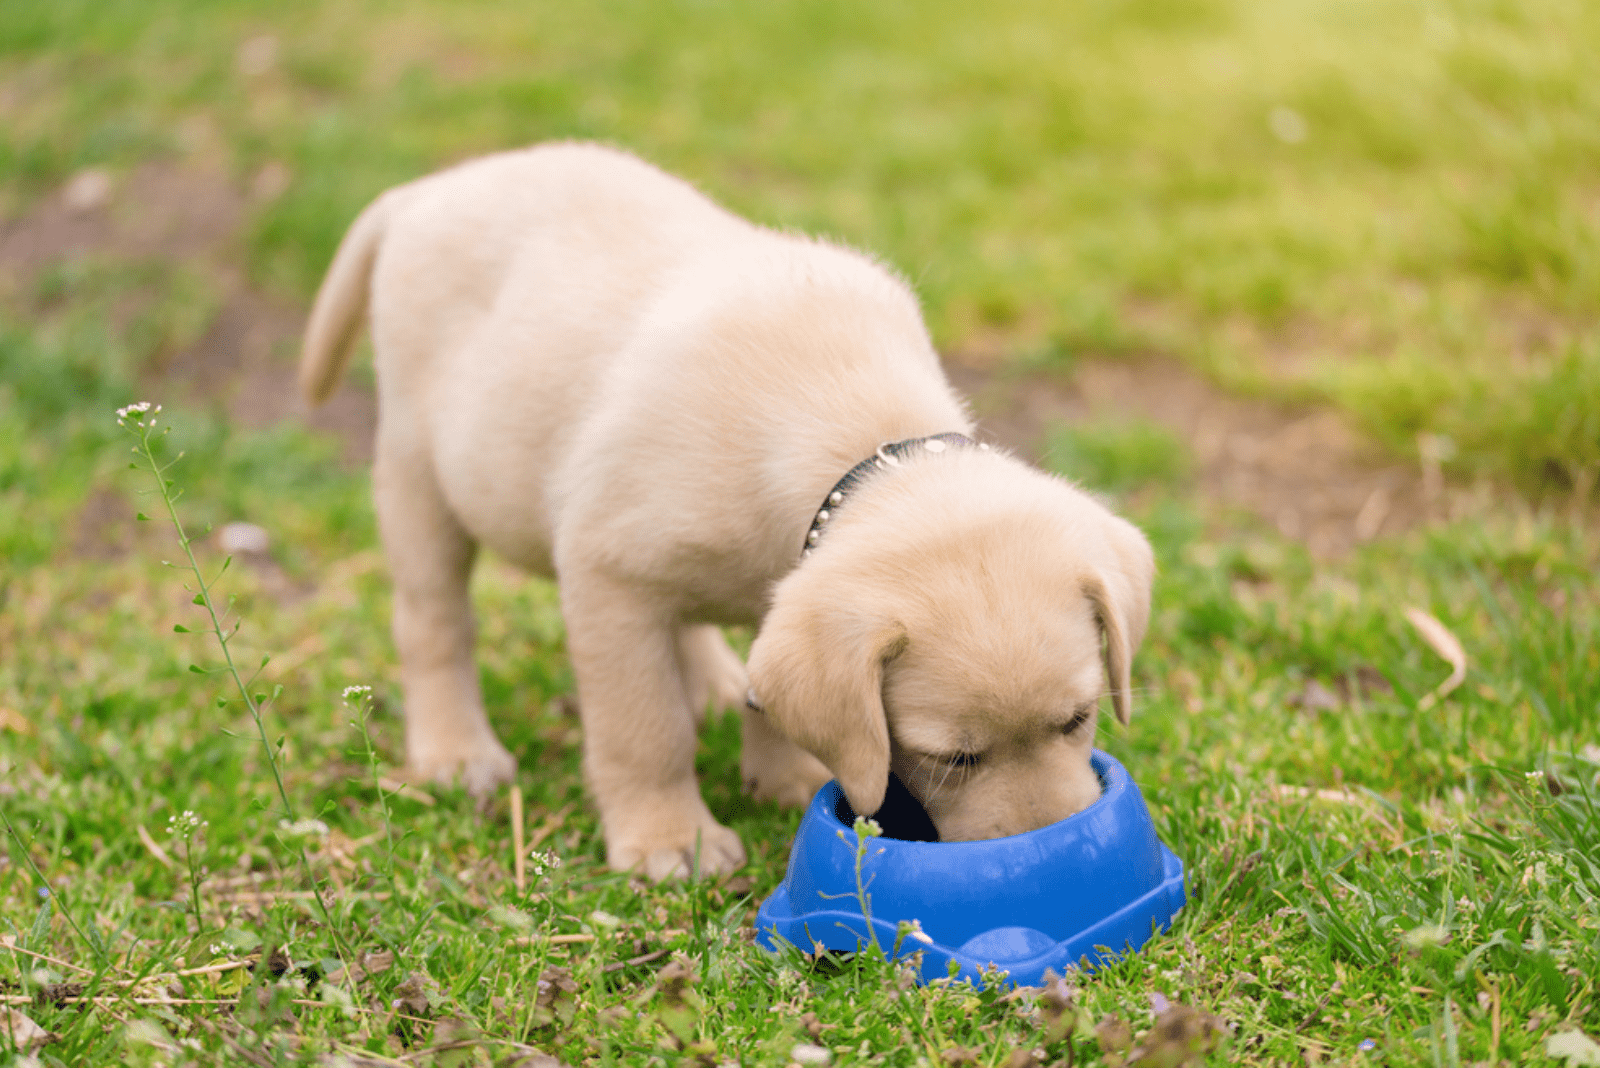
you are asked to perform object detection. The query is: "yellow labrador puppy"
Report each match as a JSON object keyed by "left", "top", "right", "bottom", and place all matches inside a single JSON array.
[{"left": 300, "top": 143, "right": 1153, "bottom": 880}]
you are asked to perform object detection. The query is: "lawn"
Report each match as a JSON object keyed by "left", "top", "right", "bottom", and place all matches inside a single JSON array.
[{"left": 1, "top": 1, "right": 1597, "bottom": 1065}]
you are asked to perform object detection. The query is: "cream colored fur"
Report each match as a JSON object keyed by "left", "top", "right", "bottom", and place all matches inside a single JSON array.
[{"left": 300, "top": 142, "right": 1154, "bottom": 879}]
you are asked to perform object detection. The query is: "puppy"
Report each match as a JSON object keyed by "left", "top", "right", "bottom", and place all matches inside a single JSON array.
[{"left": 299, "top": 142, "right": 1153, "bottom": 879}]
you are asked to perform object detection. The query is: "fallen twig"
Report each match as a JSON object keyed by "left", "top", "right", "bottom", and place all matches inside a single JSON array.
[
  {"left": 512, "top": 785, "right": 526, "bottom": 895},
  {"left": 527, "top": 803, "right": 575, "bottom": 851},
  {"left": 1404, "top": 607, "right": 1467, "bottom": 710},
  {"left": 604, "top": 948, "right": 671, "bottom": 973},
  {"left": 545, "top": 933, "right": 595, "bottom": 946},
  {"left": 135, "top": 825, "right": 174, "bottom": 869},
  {"left": 109, "top": 958, "right": 253, "bottom": 988},
  {"left": 1, "top": 994, "right": 237, "bottom": 1006},
  {"left": 0, "top": 941, "right": 97, "bottom": 977}
]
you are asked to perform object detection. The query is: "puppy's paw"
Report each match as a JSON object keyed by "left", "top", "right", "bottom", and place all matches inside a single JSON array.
[
  {"left": 606, "top": 810, "right": 746, "bottom": 882},
  {"left": 407, "top": 734, "right": 517, "bottom": 798}
]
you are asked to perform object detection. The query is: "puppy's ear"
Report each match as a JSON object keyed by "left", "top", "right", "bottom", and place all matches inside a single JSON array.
[
  {"left": 746, "top": 582, "right": 903, "bottom": 818},
  {"left": 1084, "top": 518, "right": 1155, "bottom": 725}
]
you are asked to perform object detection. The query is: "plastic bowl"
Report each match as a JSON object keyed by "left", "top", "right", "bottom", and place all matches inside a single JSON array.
[{"left": 755, "top": 750, "right": 1185, "bottom": 986}]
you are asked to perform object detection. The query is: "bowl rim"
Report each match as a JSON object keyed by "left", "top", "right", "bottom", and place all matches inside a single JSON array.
[{"left": 819, "top": 747, "right": 1129, "bottom": 853}]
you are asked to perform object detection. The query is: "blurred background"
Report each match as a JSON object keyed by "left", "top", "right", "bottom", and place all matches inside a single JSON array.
[{"left": 3, "top": 0, "right": 1596, "bottom": 553}]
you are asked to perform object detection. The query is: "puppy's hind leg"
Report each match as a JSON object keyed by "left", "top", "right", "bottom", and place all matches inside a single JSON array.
[
  {"left": 561, "top": 571, "right": 746, "bottom": 881},
  {"left": 676, "top": 624, "right": 748, "bottom": 726},
  {"left": 677, "top": 628, "right": 830, "bottom": 810},
  {"left": 375, "top": 433, "right": 515, "bottom": 797}
]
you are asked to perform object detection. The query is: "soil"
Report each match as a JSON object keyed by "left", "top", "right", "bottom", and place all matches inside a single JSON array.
[
  {"left": 3, "top": 162, "right": 1429, "bottom": 560},
  {"left": 947, "top": 360, "right": 1429, "bottom": 557},
  {"left": 0, "top": 161, "right": 376, "bottom": 461}
]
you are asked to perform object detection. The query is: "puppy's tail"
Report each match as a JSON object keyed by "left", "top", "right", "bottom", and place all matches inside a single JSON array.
[{"left": 299, "top": 191, "right": 395, "bottom": 407}]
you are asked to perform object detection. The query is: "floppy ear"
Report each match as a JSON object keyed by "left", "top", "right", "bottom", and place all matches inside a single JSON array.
[
  {"left": 746, "top": 580, "right": 903, "bottom": 818},
  {"left": 1083, "top": 519, "right": 1155, "bottom": 725}
]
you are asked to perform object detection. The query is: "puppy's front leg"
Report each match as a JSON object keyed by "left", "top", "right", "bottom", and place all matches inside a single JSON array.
[{"left": 561, "top": 571, "right": 747, "bottom": 881}]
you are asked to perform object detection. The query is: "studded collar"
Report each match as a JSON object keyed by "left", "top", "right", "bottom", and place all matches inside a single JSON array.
[{"left": 800, "top": 432, "right": 986, "bottom": 558}]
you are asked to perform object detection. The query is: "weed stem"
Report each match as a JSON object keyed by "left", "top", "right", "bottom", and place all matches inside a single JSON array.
[{"left": 119, "top": 407, "right": 357, "bottom": 969}]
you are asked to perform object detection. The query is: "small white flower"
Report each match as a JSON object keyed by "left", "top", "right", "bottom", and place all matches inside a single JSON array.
[
  {"left": 342, "top": 684, "right": 372, "bottom": 702},
  {"left": 528, "top": 849, "right": 563, "bottom": 879},
  {"left": 853, "top": 816, "right": 883, "bottom": 839},
  {"left": 897, "top": 918, "right": 934, "bottom": 945},
  {"left": 166, "top": 810, "right": 207, "bottom": 838},
  {"left": 277, "top": 818, "right": 330, "bottom": 840},
  {"left": 116, "top": 402, "right": 162, "bottom": 425},
  {"left": 1525, "top": 770, "right": 1544, "bottom": 782}
]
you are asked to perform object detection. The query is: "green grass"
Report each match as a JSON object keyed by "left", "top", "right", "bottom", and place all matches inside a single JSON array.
[
  {"left": 3, "top": 339, "right": 1597, "bottom": 1064},
  {"left": 3, "top": 0, "right": 1599, "bottom": 488},
  {"left": 1045, "top": 420, "right": 1192, "bottom": 495},
  {"left": 2, "top": 2, "right": 1599, "bottom": 1064}
]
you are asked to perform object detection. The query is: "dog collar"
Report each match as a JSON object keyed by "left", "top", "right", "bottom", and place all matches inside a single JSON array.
[{"left": 801, "top": 432, "right": 986, "bottom": 558}]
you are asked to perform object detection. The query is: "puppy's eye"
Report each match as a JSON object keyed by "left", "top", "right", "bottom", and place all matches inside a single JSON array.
[
  {"left": 946, "top": 751, "right": 982, "bottom": 769},
  {"left": 1060, "top": 707, "right": 1094, "bottom": 736}
]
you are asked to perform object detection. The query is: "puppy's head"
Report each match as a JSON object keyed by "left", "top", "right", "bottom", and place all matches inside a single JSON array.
[{"left": 746, "top": 458, "right": 1153, "bottom": 840}]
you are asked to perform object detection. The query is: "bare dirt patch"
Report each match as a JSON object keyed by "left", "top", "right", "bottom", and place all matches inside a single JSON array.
[
  {"left": 0, "top": 164, "right": 242, "bottom": 270},
  {"left": 948, "top": 360, "right": 1429, "bottom": 557},
  {"left": 0, "top": 161, "right": 376, "bottom": 460},
  {"left": 6, "top": 163, "right": 1430, "bottom": 559},
  {"left": 2, "top": 162, "right": 375, "bottom": 565}
]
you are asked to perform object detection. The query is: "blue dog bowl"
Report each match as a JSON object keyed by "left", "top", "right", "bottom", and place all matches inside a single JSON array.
[{"left": 755, "top": 750, "right": 1185, "bottom": 986}]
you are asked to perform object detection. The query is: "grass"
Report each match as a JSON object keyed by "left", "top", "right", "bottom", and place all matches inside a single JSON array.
[
  {"left": 2, "top": 0, "right": 1599, "bottom": 488},
  {"left": 2, "top": 1, "right": 1598, "bottom": 1065},
  {"left": 2, "top": 365, "right": 1596, "bottom": 1064}
]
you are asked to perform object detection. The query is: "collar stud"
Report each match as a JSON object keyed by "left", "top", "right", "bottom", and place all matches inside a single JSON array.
[{"left": 799, "top": 432, "right": 979, "bottom": 558}]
